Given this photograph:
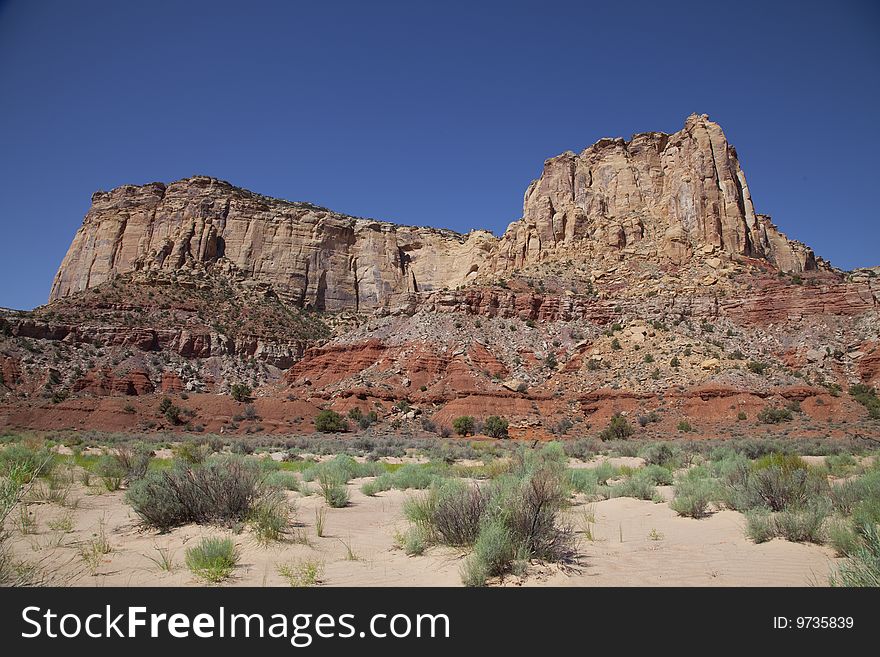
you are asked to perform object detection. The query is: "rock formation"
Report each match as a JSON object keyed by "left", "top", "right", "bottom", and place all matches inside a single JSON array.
[
  {"left": 50, "top": 114, "right": 822, "bottom": 312},
  {"left": 5, "top": 113, "right": 877, "bottom": 440},
  {"left": 490, "top": 113, "right": 820, "bottom": 273},
  {"left": 50, "top": 177, "right": 496, "bottom": 311}
]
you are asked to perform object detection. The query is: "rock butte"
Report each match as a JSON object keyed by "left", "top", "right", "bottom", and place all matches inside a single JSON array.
[
  {"left": 50, "top": 114, "right": 820, "bottom": 311},
  {"left": 2, "top": 113, "right": 879, "bottom": 440}
]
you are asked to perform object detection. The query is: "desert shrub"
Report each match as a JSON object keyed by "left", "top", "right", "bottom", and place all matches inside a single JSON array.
[
  {"left": 302, "top": 454, "right": 383, "bottom": 484},
  {"left": 722, "top": 453, "right": 827, "bottom": 512},
  {"left": 460, "top": 517, "right": 516, "bottom": 586},
  {"left": 401, "top": 528, "right": 427, "bottom": 556},
  {"left": 263, "top": 470, "right": 299, "bottom": 492},
  {"left": 231, "top": 440, "right": 254, "bottom": 455},
  {"left": 849, "top": 384, "right": 880, "bottom": 420},
  {"left": 567, "top": 469, "right": 599, "bottom": 495},
  {"left": 609, "top": 471, "right": 656, "bottom": 500},
  {"left": 640, "top": 464, "right": 674, "bottom": 486},
  {"left": 185, "top": 537, "right": 238, "bottom": 582},
  {"left": 125, "top": 456, "right": 262, "bottom": 530},
  {"left": 405, "top": 448, "right": 573, "bottom": 585},
  {"left": 95, "top": 455, "right": 126, "bottom": 491},
  {"left": 830, "top": 523, "right": 880, "bottom": 587},
  {"left": 637, "top": 412, "right": 658, "bottom": 427},
  {"left": 318, "top": 473, "right": 350, "bottom": 508},
  {"left": 830, "top": 476, "right": 874, "bottom": 515},
  {"left": 386, "top": 464, "right": 439, "bottom": 490},
  {"left": 824, "top": 453, "right": 858, "bottom": 477},
  {"left": 360, "top": 480, "right": 382, "bottom": 497},
  {"left": 453, "top": 416, "right": 475, "bottom": 436},
  {"left": 757, "top": 407, "right": 793, "bottom": 424},
  {"left": 773, "top": 503, "right": 829, "bottom": 543},
  {"left": 593, "top": 461, "right": 619, "bottom": 485},
  {"left": 606, "top": 440, "right": 640, "bottom": 457},
  {"left": 405, "top": 480, "right": 485, "bottom": 547},
  {"left": 745, "top": 510, "right": 775, "bottom": 543},
  {"left": 670, "top": 473, "right": 716, "bottom": 519},
  {"left": 747, "top": 361, "right": 769, "bottom": 375},
  {"left": 174, "top": 441, "right": 210, "bottom": 464},
  {"left": 483, "top": 416, "right": 509, "bottom": 439},
  {"left": 113, "top": 443, "right": 151, "bottom": 481},
  {"left": 640, "top": 443, "right": 680, "bottom": 468},
  {"left": 230, "top": 383, "right": 251, "bottom": 402},
  {"left": 827, "top": 518, "right": 862, "bottom": 556},
  {"left": 563, "top": 437, "right": 601, "bottom": 460},
  {"left": 248, "top": 490, "right": 291, "bottom": 544},
  {"left": 277, "top": 559, "right": 324, "bottom": 587},
  {"left": 599, "top": 414, "right": 634, "bottom": 441},
  {"left": 0, "top": 444, "right": 54, "bottom": 482},
  {"left": 314, "top": 410, "right": 348, "bottom": 433},
  {"left": 677, "top": 420, "right": 693, "bottom": 433}
]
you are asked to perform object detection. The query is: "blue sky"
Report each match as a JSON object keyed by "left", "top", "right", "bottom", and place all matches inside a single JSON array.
[{"left": 0, "top": 0, "right": 878, "bottom": 310}]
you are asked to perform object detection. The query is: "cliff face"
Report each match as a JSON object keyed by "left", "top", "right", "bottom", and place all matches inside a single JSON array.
[
  {"left": 49, "top": 177, "right": 496, "bottom": 310},
  {"left": 50, "top": 114, "right": 821, "bottom": 310},
  {"left": 491, "top": 114, "right": 819, "bottom": 273}
]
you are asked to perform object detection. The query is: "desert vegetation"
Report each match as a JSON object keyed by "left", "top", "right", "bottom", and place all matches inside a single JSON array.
[{"left": 0, "top": 430, "right": 878, "bottom": 587}]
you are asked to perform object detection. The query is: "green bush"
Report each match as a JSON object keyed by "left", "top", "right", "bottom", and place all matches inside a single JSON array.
[
  {"left": 230, "top": 383, "right": 251, "bottom": 402},
  {"left": 757, "top": 407, "right": 793, "bottom": 424},
  {"left": 185, "top": 537, "right": 238, "bottom": 582},
  {"left": 849, "top": 384, "right": 880, "bottom": 419},
  {"left": 640, "top": 443, "right": 680, "bottom": 467},
  {"left": 483, "top": 416, "right": 509, "bottom": 439},
  {"left": 609, "top": 472, "right": 656, "bottom": 500},
  {"left": 95, "top": 455, "right": 126, "bottom": 491},
  {"left": 461, "top": 518, "right": 516, "bottom": 586},
  {"left": 640, "top": 464, "right": 674, "bottom": 486},
  {"left": 453, "top": 416, "right": 475, "bottom": 436},
  {"left": 827, "top": 518, "right": 862, "bottom": 556},
  {"left": 263, "top": 471, "right": 299, "bottom": 491},
  {"left": 830, "top": 523, "right": 880, "bottom": 587},
  {"left": 174, "top": 441, "right": 210, "bottom": 464},
  {"left": 567, "top": 469, "right": 599, "bottom": 495},
  {"left": 593, "top": 461, "right": 619, "bottom": 485},
  {"left": 670, "top": 471, "right": 717, "bottom": 519},
  {"left": 722, "top": 453, "right": 827, "bottom": 512},
  {"left": 0, "top": 444, "right": 54, "bottom": 482},
  {"left": 404, "top": 449, "right": 573, "bottom": 585},
  {"left": 125, "top": 457, "right": 262, "bottom": 530},
  {"left": 113, "top": 443, "right": 152, "bottom": 481},
  {"left": 314, "top": 410, "right": 348, "bottom": 433},
  {"left": 302, "top": 454, "right": 383, "bottom": 484},
  {"left": 745, "top": 510, "right": 775, "bottom": 543},
  {"left": 248, "top": 490, "right": 291, "bottom": 543},
  {"left": 773, "top": 503, "right": 828, "bottom": 543},
  {"left": 599, "top": 413, "right": 634, "bottom": 441},
  {"left": 747, "top": 361, "right": 769, "bottom": 375},
  {"left": 318, "top": 472, "right": 350, "bottom": 508}
]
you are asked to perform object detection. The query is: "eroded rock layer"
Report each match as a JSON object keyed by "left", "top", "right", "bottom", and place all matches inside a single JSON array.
[{"left": 50, "top": 115, "right": 821, "bottom": 312}]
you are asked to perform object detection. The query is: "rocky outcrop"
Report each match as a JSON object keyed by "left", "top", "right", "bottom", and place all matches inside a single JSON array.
[
  {"left": 50, "top": 115, "right": 827, "bottom": 313},
  {"left": 72, "top": 367, "right": 155, "bottom": 396},
  {"left": 722, "top": 280, "right": 877, "bottom": 324},
  {"left": 489, "top": 114, "right": 821, "bottom": 274},
  {"left": 418, "top": 288, "right": 615, "bottom": 323},
  {"left": 50, "top": 176, "right": 495, "bottom": 311},
  {"left": 3, "top": 317, "right": 306, "bottom": 368}
]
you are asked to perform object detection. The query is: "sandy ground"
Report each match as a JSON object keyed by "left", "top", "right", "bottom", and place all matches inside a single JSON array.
[{"left": 6, "top": 471, "right": 837, "bottom": 587}]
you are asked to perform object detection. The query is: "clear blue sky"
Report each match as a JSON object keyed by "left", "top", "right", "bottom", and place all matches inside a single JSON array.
[{"left": 1, "top": 0, "right": 878, "bottom": 310}]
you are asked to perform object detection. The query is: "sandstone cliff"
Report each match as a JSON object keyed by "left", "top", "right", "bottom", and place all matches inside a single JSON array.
[
  {"left": 49, "top": 177, "right": 496, "bottom": 310},
  {"left": 490, "top": 114, "right": 820, "bottom": 273},
  {"left": 50, "top": 114, "right": 823, "bottom": 311}
]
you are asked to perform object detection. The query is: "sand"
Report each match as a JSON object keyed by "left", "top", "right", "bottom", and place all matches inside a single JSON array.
[{"left": 6, "top": 471, "right": 837, "bottom": 587}]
